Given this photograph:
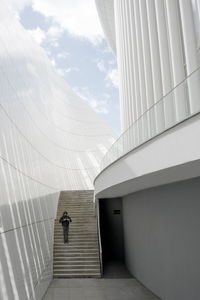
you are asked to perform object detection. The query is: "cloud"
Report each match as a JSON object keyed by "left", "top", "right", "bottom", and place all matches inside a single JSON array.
[
  {"left": 97, "top": 59, "right": 106, "bottom": 72},
  {"left": 27, "top": 27, "right": 46, "bottom": 45},
  {"left": 75, "top": 87, "right": 110, "bottom": 114},
  {"left": 31, "top": 0, "right": 104, "bottom": 45},
  {"left": 28, "top": 24, "right": 64, "bottom": 49},
  {"left": 50, "top": 59, "right": 56, "bottom": 67},
  {"left": 108, "top": 59, "right": 116, "bottom": 65},
  {"left": 8, "top": 0, "right": 104, "bottom": 45},
  {"left": 95, "top": 58, "right": 119, "bottom": 89},
  {"left": 57, "top": 52, "right": 70, "bottom": 59},
  {"left": 8, "top": 0, "right": 32, "bottom": 12},
  {"left": 50, "top": 59, "right": 79, "bottom": 77},
  {"left": 47, "top": 25, "right": 63, "bottom": 39},
  {"left": 106, "top": 68, "right": 119, "bottom": 88},
  {"left": 65, "top": 68, "right": 72, "bottom": 73}
]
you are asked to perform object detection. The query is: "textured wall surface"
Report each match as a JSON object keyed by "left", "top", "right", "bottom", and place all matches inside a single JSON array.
[
  {"left": 0, "top": 2, "right": 116, "bottom": 299},
  {"left": 97, "top": 0, "right": 200, "bottom": 130},
  {"left": 123, "top": 177, "right": 200, "bottom": 300}
]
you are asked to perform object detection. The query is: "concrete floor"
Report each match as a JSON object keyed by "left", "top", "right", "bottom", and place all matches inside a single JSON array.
[
  {"left": 43, "top": 278, "right": 160, "bottom": 300},
  {"left": 102, "top": 261, "right": 132, "bottom": 278}
]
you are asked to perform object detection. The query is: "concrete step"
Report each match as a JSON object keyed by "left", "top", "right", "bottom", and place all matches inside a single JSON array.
[
  {"left": 58, "top": 204, "right": 93, "bottom": 206},
  {"left": 54, "top": 236, "right": 98, "bottom": 239},
  {"left": 53, "top": 269, "right": 100, "bottom": 274},
  {"left": 53, "top": 274, "right": 101, "bottom": 278},
  {"left": 54, "top": 240, "right": 98, "bottom": 244},
  {"left": 54, "top": 241, "right": 98, "bottom": 245},
  {"left": 53, "top": 255, "right": 99, "bottom": 260},
  {"left": 55, "top": 223, "right": 97, "bottom": 227},
  {"left": 54, "top": 228, "right": 97, "bottom": 232},
  {"left": 53, "top": 260, "right": 100, "bottom": 265},
  {"left": 54, "top": 249, "right": 99, "bottom": 254},
  {"left": 54, "top": 255, "right": 99, "bottom": 260},
  {"left": 58, "top": 200, "right": 93, "bottom": 202},
  {"left": 56, "top": 214, "right": 95, "bottom": 217},
  {"left": 57, "top": 212, "right": 94, "bottom": 214},
  {"left": 55, "top": 232, "right": 96, "bottom": 236},
  {"left": 54, "top": 241, "right": 98, "bottom": 244},
  {"left": 55, "top": 218, "right": 96, "bottom": 222},
  {"left": 53, "top": 265, "right": 100, "bottom": 270},
  {"left": 53, "top": 261, "right": 99, "bottom": 266},
  {"left": 57, "top": 208, "right": 94, "bottom": 210},
  {"left": 53, "top": 244, "right": 99, "bottom": 248},
  {"left": 54, "top": 230, "right": 97, "bottom": 234},
  {"left": 54, "top": 233, "right": 97, "bottom": 236},
  {"left": 54, "top": 226, "right": 97, "bottom": 230}
]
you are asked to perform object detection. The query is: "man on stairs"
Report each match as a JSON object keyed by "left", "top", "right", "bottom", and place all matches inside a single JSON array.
[{"left": 59, "top": 211, "right": 72, "bottom": 243}]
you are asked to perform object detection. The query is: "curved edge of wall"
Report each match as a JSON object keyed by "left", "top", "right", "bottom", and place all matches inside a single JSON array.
[
  {"left": 95, "top": 0, "right": 116, "bottom": 54},
  {"left": 94, "top": 114, "right": 200, "bottom": 198}
]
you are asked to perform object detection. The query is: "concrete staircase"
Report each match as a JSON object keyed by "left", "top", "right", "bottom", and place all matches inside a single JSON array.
[{"left": 53, "top": 190, "right": 101, "bottom": 278}]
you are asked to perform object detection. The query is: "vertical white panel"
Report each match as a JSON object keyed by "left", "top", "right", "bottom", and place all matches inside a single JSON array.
[
  {"left": 121, "top": 0, "right": 134, "bottom": 128},
  {"left": 139, "top": 0, "right": 155, "bottom": 138},
  {"left": 128, "top": 1, "right": 142, "bottom": 123},
  {"left": 179, "top": 0, "right": 200, "bottom": 114},
  {"left": 134, "top": 1, "right": 148, "bottom": 143},
  {"left": 155, "top": 0, "right": 175, "bottom": 128},
  {"left": 114, "top": 0, "right": 126, "bottom": 130},
  {"left": 126, "top": 0, "right": 138, "bottom": 131},
  {"left": 146, "top": 0, "right": 165, "bottom": 134},
  {"left": 165, "top": 0, "right": 189, "bottom": 121}
]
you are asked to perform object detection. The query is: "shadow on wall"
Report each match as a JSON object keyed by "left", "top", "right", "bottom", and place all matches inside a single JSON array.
[{"left": 0, "top": 192, "right": 58, "bottom": 300}]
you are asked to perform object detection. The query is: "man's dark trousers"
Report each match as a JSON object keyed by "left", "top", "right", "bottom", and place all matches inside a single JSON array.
[{"left": 63, "top": 225, "right": 69, "bottom": 243}]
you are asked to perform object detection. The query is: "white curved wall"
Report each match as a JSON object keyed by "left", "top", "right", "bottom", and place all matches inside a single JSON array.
[
  {"left": 95, "top": 113, "right": 200, "bottom": 198},
  {"left": 0, "top": 2, "right": 116, "bottom": 299},
  {"left": 95, "top": 0, "right": 116, "bottom": 54}
]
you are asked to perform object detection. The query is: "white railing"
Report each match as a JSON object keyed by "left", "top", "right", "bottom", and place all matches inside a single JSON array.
[{"left": 100, "top": 67, "right": 200, "bottom": 171}]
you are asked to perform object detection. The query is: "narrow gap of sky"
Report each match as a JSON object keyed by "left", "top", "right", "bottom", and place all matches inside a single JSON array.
[{"left": 9, "top": 0, "right": 120, "bottom": 133}]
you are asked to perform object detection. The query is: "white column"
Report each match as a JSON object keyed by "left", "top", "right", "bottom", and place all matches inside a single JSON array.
[
  {"left": 123, "top": 0, "right": 134, "bottom": 128},
  {"left": 155, "top": 0, "right": 175, "bottom": 128},
  {"left": 134, "top": 1, "right": 147, "bottom": 114},
  {"left": 119, "top": 0, "right": 129, "bottom": 130},
  {"left": 146, "top": 0, "right": 165, "bottom": 134},
  {"left": 128, "top": 0, "right": 142, "bottom": 146},
  {"left": 123, "top": 0, "right": 138, "bottom": 149},
  {"left": 179, "top": 0, "right": 200, "bottom": 114},
  {"left": 165, "top": 0, "right": 189, "bottom": 122},
  {"left": 134, "top": 1, "right": 148, "bottom": 143},
  {"left": 114, "top": 0, "right": 126, "bottom": 130},
  {"left": 139, "top": 0, "right": 156, "bottom": 138}
]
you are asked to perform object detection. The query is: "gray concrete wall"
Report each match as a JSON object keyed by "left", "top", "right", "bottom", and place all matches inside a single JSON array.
[{"left": 123, "top": 177, "right": 200, "bottom": 300}]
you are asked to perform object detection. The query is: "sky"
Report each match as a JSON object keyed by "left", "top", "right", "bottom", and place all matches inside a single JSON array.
[{"left": 8, "top": 0, "right": 120, "bottom": 133}]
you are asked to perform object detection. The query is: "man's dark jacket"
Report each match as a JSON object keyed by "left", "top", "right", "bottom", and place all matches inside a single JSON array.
[{"left": 59, "top": 215, "right": 72, "bottom": 227}]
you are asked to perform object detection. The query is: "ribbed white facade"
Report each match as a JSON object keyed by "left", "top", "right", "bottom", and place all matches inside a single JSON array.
[
  {"left": 95, "top": 1, "right": 200, "bottom": 300},
  {"left": 97, "top": 0, "right": 200, "bottom": 132},
  {"left": 0, "top": 2, "right": 116, "bottom": 300}
]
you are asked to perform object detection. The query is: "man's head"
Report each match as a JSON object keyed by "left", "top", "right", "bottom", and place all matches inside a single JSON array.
[{"left": 63, "top": 211, "right": 68, "bottom": 216}]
